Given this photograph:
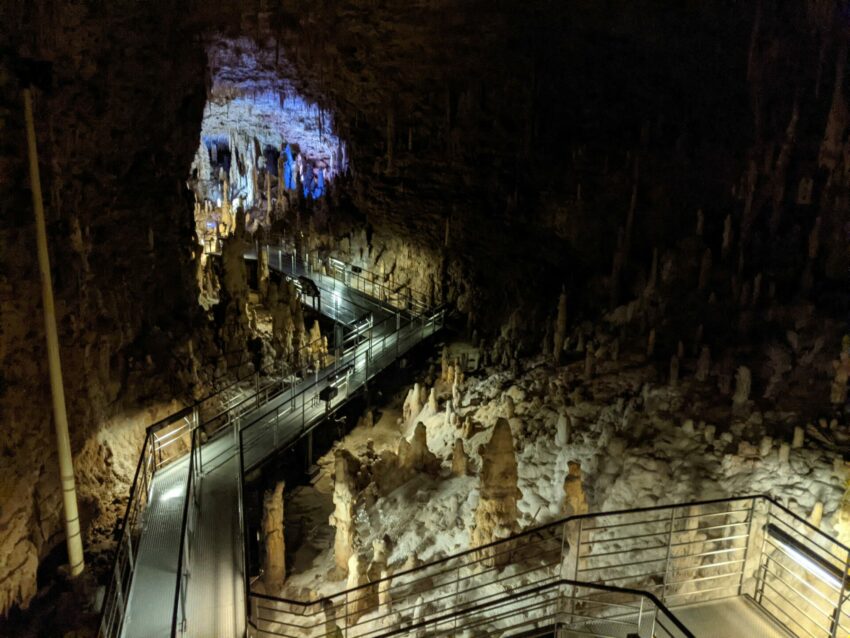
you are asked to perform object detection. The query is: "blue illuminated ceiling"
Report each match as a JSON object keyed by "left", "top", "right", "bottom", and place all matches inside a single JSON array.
[{"left": 191, "top": 37, "right": 347, "bottom": 208}]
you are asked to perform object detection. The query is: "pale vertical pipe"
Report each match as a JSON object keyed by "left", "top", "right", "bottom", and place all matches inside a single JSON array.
[{"left": 23, "top": 88, "right": 85, "bottom": 576}]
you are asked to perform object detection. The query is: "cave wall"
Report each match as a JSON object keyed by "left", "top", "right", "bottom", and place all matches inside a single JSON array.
[
  {"left": 2, "top": 0, "right": 850, "bottom": 622},
  {"left": 264, "top": 0, "right": 849, "bottom": 330},
  {"left": 0, "top": 2, "right": 209, "bottom": 617}
]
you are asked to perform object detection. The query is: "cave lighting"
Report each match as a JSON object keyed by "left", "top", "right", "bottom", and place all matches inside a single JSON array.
[
  {"left": 766, "top": 524, "right": 843, "bottom": 589},
  {"left": 161, "top": 486, "right": 185, "bottom": 502}
]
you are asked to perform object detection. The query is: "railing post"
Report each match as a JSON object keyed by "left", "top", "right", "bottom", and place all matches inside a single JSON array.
[
  {"left": 637, "top": 596, "right": 644, "bottom": 634},
  {"left": 737, "top": 497, "right": 758, "bottom": 597},
  {"left": 453, "top": 563, "right": 461, "bottom": 634},
  {"left": 661, "top": 507, "right": 677, "bottom": 603},
  {"left": 831, "top": 553, "right": 849, "bottom": 638},
  {"left": 754, "top": 500, "right": 772, "bottom": 605},
  {"left": 570, "top": 518, "right": 583, "bottom": 626}
]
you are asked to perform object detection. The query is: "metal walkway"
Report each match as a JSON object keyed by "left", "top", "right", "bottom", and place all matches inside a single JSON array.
[
  {"left": 101, "top": 249, "right": 443, "bottom": 638},
  {"left": 675, "top": 598, "right": 792, "bottom": 638}
]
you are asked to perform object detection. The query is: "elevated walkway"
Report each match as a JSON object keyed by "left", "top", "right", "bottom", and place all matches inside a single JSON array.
[{"left": 99, "top": 248, "right": 444, "bottom": 638}]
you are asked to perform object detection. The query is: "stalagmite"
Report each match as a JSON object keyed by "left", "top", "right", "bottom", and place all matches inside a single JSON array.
[
  {"left": 398, "top": 422, "right": 440, "bottom": 476},
  {"left": 562, "top": 462, "right": 589, "bottom": 516},
  {"left": 329, "top": 450, "right": 360, "bottom": 574},
  {"left": 646, "top": 329, "right": 656, "bottom": 357},
  {"left": 452, "top": 375, "right": 461, "bottom": 409},
  {"left": 831, "top": 348, "right": 850, "bottom": 405},
  {"left": 403, "top": 383, "right": 423, "bottom": 425},
  {"left": 584, "top": 348, "right": 595, "bottom": 380},
  {"left": 693, "top": 324, "right": 704, "bottom": 356},
  {"left": 696, "top": 346, "right": 711, "bottom": 382},
  {"left": 428, "top": 387, "right": 438, "bottom": 413},
  {"left": 721, "top": 214, "right": 733, "bottom": 258},
  {"left": 553, "top": 289, "right": 568, "bottom": 364},
  {"left": 262, "top": 481, "right": 286, "bottom": 590},
  {"left": 810, "top": 502, "right": 824, "bottom": 528},
  {"left": 555, "top": 413, "right": 571, "bottom": 447},
  {"left": 759, "top": 436, "right": 773, "bottom": 458},
  {"left": 704, "top": 425, "right": 716, "bottom": 444},
  {"left": 792, "top": 426, "right": 805, "bottom": 449},
  {"left": 669, "top": 355, "right": 679, "bottom": 387},
  {"left": 346, "top": 554, "right": 371, "bottom": 620},
  {"left": 503, "top": 393, "right": 515, "bottom": 418},
  {"left": 732, "top": 366, "right": 751, "bottom": 406},
  {"left": 444, "top": 399, "right": 453, "bottom": 428},
  {"left": 440, "top": 346, "right": 450, "bottom": 382},
  {"left": 258, "top": 245, "right": 270, "bottom": 301},
  {"left": 645, "top": 248, "right": 659, "bottom": 294},
  {"left": 778, "top": 442, "right": 791, "bottom": 464},
  {"left": 808, "top": 217, "right": 822, "bottom": 260},
  {"left": 471, "top": 419, "right": 522, "bottom": 565},
  {"left": 451, "top": 438, "right": 469, "bottom": 476}
]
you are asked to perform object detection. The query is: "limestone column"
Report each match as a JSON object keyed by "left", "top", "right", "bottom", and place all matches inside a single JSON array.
[{"left": 262, "top": 481, "right": 286, "bottom": 588}]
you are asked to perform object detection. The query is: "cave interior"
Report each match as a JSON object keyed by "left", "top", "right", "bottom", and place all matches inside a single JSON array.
[{"left": 2, "top": 2, "right": 850, "bottom": 637}]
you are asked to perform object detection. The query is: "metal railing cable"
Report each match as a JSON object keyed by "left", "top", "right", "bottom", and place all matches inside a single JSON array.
[{"left": 242, "top": 494, "right": 850, "bottom": 638}]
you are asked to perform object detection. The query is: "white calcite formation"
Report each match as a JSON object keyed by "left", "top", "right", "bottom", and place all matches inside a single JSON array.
[
  {"left": 471, "top": 418, "right": 522, "bottom": 565},
  {"left": 261, "top": 481, "right": 286, "bottom": 590},
  {"left": 398, "top": 422, "right": 440, "bottom": 477},
  {"left": 330, "top": 449, "right": 361, "bottom": 574},
  {"left": 451, "top": 438, "right": 470, "bottom": 476}
]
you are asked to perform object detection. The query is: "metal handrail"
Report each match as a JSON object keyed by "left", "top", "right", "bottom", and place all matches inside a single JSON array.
[
  {"left": 247, "top": 495, "right": 762, "bottom": 609},
  {"left": 369, "top": 579, "right": 694, "bottom": 638},
  {"left": 244, "top": 493, "right": 849, "bottom": 638}
]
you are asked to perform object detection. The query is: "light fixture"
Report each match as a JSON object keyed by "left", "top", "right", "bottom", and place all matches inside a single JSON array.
[{"left": 766, "top": 524, "right": 844, "bottom": 589}]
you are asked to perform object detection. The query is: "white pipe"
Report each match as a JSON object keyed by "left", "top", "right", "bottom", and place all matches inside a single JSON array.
[{"left": 23, "top": 87, "right": 85, "bottom": 576}]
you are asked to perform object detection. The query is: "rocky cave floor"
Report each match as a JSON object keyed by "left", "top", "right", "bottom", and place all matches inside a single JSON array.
[{"left": 276, "top": 334, "right": 848, "bottom": 600}]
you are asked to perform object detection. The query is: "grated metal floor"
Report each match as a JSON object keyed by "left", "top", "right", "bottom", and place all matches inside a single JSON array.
[
  {"left": 674, "top": 597, "right": 793, "bottom": 638},
  {"left": 121, "top": 459, "right": 189, "bottom": 638}
]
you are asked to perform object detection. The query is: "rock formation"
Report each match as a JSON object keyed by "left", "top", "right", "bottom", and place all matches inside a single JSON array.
[
  {"left": 831, "top": 347, "right": 850, "bottom": 405},
  {"left": 261, "top": 481, "right": 286, "bottom": 589},
  {"left": 451, "top": 438, "right": 470, "bottom": 476},
  {"left": 553, "top": 289, "right": 568, "bottom": 364},
  {"left": 471, "top": 419, "right": 522, "bottom": 565},
  {"left": 330, "top": 450, "right": 361, "bottom": 574},
  {"left": 733, "top": 366, "right": 751, "bottom": 406},
  {"left": 563, "top": 462, "right": 589, "bottom": 516},
  {"left": 398, "top": 422, "right": 440, "bottom": 476}
]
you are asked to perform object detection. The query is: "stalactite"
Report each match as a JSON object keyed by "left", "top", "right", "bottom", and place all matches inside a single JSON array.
[{"left": 768, "top": 95, "right": 800, "bottom": 236}]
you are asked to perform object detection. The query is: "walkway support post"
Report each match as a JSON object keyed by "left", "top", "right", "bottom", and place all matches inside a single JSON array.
[{"left": 23, "top": 86, "right": 85, "bottom": 576}]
